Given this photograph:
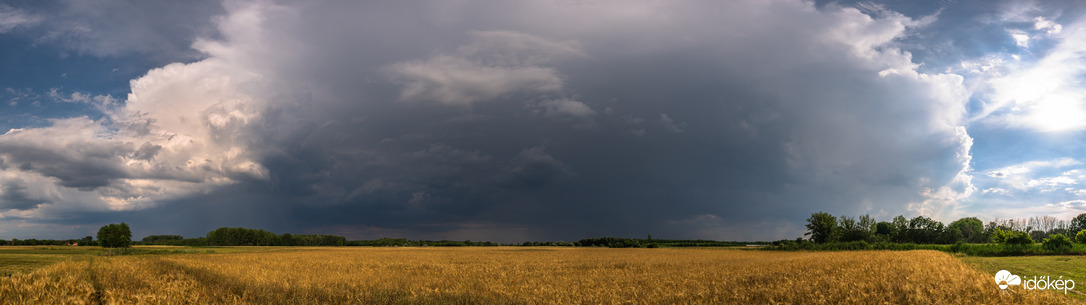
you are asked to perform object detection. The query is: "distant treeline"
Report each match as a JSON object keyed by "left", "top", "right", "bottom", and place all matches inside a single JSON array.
[
  {"left": 345, "top": 237, "right": 765, "bottom": 248},
  {"left": 574, "top": 237, "right": 763, "bottom": 248},
  {"left": 768, "top": 211, "right": 1086, "bottom": 256},
  {"left": 138, "top": 228, "right": 348, "bottom": 247},
  {"left": 2, "top": 236, "right": 94, "bottom": 246},
  {"left": 794, "top": 211, "right": 1086, "bottom": 245},
  {"left": 3, "top": 227, "right": 766, "bottom": 248}
]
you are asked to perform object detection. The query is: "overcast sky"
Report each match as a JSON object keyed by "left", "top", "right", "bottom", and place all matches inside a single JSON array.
[{"left": 1, "top": 0, "right": 1086, "bottom": 242}]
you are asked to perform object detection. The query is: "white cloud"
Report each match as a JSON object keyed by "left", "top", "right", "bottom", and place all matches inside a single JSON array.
[
  {"left": 986, "top": 158, "right": 1081, "bottom": 177},
  {"left": 998, "top": 0, "right": 1042, "bottom": 23},
  {"left": 1008, "top": 29, "right": 1031, "bottom": 48},
  {"left": 983, "top": 187, "right": 1011, "bottom": 196},
  {"left": 0, "top": 5, "right": 38, "bottom": 33},
  {"left": 983, "top": 158, "right": 1083, "bottom": 192},
  {"left": 1002, "top": 16, "right": 1063, "bottom": 50},
  {"left": 0, "top": 1, "right": 285, "bottom": 214},
  {"left": 977, "top": 15, "right": 1086, "bottom": 132},
  {"left": 1034, "top": 16, "right": 1063, "bottom": 34},
  {"left": 1056, "top": 200, "right": 1086, "bottom": 210}
]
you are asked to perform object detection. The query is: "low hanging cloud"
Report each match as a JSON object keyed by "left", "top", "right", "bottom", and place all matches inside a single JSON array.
[{"left": 0, "top": 0, "right": 981, "bottom": 241}]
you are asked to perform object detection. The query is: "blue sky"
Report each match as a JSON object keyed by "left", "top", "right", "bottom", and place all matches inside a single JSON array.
[{"left": 1, "top": 0, "right": 1086, "bottom": 242}]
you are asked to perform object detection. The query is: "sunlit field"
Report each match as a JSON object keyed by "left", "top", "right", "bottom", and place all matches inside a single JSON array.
[{"left": 0, "top": 247, "right": 1076, "bottom": 304}]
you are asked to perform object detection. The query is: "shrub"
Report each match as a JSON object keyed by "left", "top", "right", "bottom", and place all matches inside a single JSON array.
[
  {"left": 1042, "top": 234, "right": 1073, "bottom": 253},
  {"left": 949, "top": 241, "right": 966, "bottom": 253},
  {"left": 97, "top": 223, "right": 132, "bottom": 248},
  {"left": 1005, "top": 231, "right": 1034, "bottom": 245},
  {"left": 991, "top": 228, "right": 1010, "bottom": 243},
  {"left": 1076, "top": 230, "right": 1086, "bottom": 244},
  {"left": 1003, "top": 231, "right": 1033, "bottom": 253}
]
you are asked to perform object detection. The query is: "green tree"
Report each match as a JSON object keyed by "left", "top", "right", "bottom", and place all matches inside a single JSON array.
[
  {"left": 838, "top": 215, "right": 859, "bottom": 242},
  {"left": 1042, "top": 234, "right": 1073, "bottom": 253},
  {"left": 891, "top": 215, "right": 909, "bottom": 242},
  {"left": 858, "top": 214, "right": 876, "bottom": 234},
  {"left": 1076, "top": 230, "right": 1086, "bottom": 244},
  {"left": 839, "top": 214, "right": 875, "bottom": 242},
  {"left": 1073, "top": 213, "right": 1086, "bottom": 233},
  {"left": 97, "top": 223, "right": 132, "bottom": 248},
  {"left": 991, "top": 228, "right": 1010, "bottom": 243},
  {"left": 804, "top": 212, "right": 838, "bottom": 243},
  {"left": 948, "top": 217, "right": 985, "bottom": 243},
  {"left": 874, "top": 221, "right": 895, "bottom": 242},
  {"left": 1004, "top": 231, "right": 1034, "bottom": 246},
  {"left": 280, "top": 233, "right": 295, "bottom": 246},
  {"left": 940, "top": 227, "right": 964, "bottom": 244},
  {"left": 1029, "top": 230, "right": 1048, "bottom": 242},
  {"left": 906, "top": 216, "right": 944, "bottom": 244}
]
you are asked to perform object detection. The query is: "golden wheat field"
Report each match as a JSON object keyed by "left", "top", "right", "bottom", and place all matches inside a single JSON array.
[{"left": 0, "top": 247, "right": 1078, "bottom": 304}]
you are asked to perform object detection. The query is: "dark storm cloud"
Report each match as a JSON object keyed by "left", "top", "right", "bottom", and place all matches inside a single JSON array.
[
  {"left": 121, "top": 0, "right": 968, "bottom": 242},
  {"left": 0, "top": 0, "right": 977, "bottom": 241},
  {"left": 0, "top": 178, "right": 40, "bottom": 210}
]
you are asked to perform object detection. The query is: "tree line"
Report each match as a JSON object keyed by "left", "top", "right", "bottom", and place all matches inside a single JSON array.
[
  {"left": 6, "top": 223, "right": 771, "bottom": 249},
  {"left": 154, "top": 228, "right": 349, "bottom": 247},
  {"left": 802, "top": 211, "right": 1086, "bottom": 245}
]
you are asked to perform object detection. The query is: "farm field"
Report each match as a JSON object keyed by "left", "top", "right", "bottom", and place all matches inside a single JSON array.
[
  {"left": 0, "top": 246, "right": 1079, "bottom": 304},
  {"left": 962, "top": 255, "right": 1086, "bottom": 300}
]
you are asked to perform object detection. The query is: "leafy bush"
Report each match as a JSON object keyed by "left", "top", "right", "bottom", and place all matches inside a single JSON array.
[
  {"left": 991, "top": 228, "right": 1010, "bottom": 243},
  {"left": 1004, "top": 231, "right": 1033, "bottom": 246},
  {"left": 1042, "top": 234, "right": 1073, "bottom": 253},
  {"left": 949, "top": 241, "right": 967, "bottom": 253},
  {"left": 1076, "top": 230, "right": 1086, "bottom": 244}
]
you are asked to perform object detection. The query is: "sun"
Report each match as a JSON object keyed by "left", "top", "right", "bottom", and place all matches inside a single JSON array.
[{"left": 1026, "top": 94, "right": 1086, "bottom": 132}]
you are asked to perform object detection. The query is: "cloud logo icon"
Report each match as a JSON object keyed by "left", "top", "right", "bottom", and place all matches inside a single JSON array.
[{"left": 995, "top": 270, "right": 1021, "bottom": 290}]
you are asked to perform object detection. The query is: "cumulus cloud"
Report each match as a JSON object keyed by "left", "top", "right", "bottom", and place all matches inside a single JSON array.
[{"left": 0, "top": 1, "right": 279, "bottom": 215}]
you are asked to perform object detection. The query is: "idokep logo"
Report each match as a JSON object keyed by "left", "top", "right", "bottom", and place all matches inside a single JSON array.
[
  {"left": 994, "top": 270, "right": 1021, "bottom": 290},
  {"left": 995, "top": 270, "right": 1076, "bottom": 294}
]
